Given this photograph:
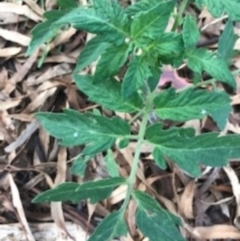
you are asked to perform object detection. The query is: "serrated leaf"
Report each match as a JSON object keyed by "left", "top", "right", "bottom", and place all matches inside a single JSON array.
[
  {"left": 93, "top": 43, "right": 131, "bottom": 82},
  {"left": 130, "top": 0, "right": 176, "bottom": 39},
  {"left": 52, "top": 7, "right": 128, "bottom": 44},
  {"left": 74, "top": 74, "right": 143, "bottom": 112},
  {"left": 154, "top": 88, "right": 231, "bottom": 122},
  {"left": 33, "top": 177, "right": 126, "bottom": 204},
  {"left": 57, "top": 0, "right": 78, "bottom": 9},
  {"left": 182, "top": 14, "right": 200, "bottom": 48},
  {"left": 145, "top": 124, "right": 240, "bottom": 177},
  {"left": 26, "top": 16, "right": 63, "bottom": 56},
  {"left": 105, "top": 149, "right": 119, "bottom": 177},
  {"left": 36, "top": 109, "right": 130, "bottom": 155},
  {"left": 74, "top": 36, "right": 109, "bottom": 72},
  {"left": 121, "top": 56, "right": 152, "bottom": 98},
  {"left": 186, "top": 48, "right": 236, "bottom": 89},
  {"left": 28, "top": 6, "right": 129, "bottom": 55},
  {"left": 210, "top": 104, "right": 232, "bottom": 131},
  {"left": 70, "top": 155, "right": 92, "bottom": 177},
  {"left": 92, "top": 0, "right": 130, "bottom": 34},
  {"left": 153, "top": 33, "right": 184, "bottom": 56},
  {"left": 139, "top": 33, "right": 183, "bottom": 66},
  {"left": 218, "top": 20, "right": 237, "bottom": 65},
  {"left": 88, "top": 210, "right": 128, "bottom": 241},
  {"left": 133, "top": 191, "right": 185, "bottom": 241},
  {"left": 125, "top": 0, "right": 159, "bottom": 16},
  {"left": 198, "top": 0, "right": 240, "bottom": 20}
]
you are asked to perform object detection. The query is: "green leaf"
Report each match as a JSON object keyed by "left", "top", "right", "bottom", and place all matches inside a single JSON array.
[
  {"left": 118, "top": 138, "right": 129, "bottom": 149},
  {"left": 74, "top": 74, "right": 143, "bottom": 112},
  {"left": 125, "top": 0, "right": 159, "bottom": 16},
  {"left": 145, "top": 124, "right": 240, "bottom": 177},
  {"left": 92, "top": 0, "right": 130, "bottom": 34},
  {"left": 130, "top": 0, "right": 176, "bottom": 39},
  {"left": 36, "top": 109, "right": 130, "bottom": 155},
  {"left": 186, "top": 48, "right": 236, "bottom": 89},
  {"left": 32, "top": 182, "right": 79, "bottom": 203},
  {"left": 154, "top": 88, "right": 231, "bottom": 122},
  {"left": 28, "top": 5, "right": 129, "bottom": 55},
  {"left": 152, "top": 33, "right": 184, "bottom": 56},
  {"left": 74, "top": 36, "right": 109, "bottom": 72},
  {"left": 33, "top": 177, "right": 126, "bottom": 204},
  {"left": 133, "top": 191, "right": 185, "bottom": 241},
  {"left": 210, "top": 104, "right": 232, "bottom": 131},
  {"left": 57, "top": 0, "right": 78, "bottom": 9},
  {"left": 147, "top": 65, "right": 161, "bottom": 92},
  {"left": 88, "top": 210, "right": 128, "bottom": 241},
  {"left": 182, "top": 14, "right": 200, "bottom": 48},
  {"left": 198, "top": 0, "right": 240, "bottom": 20},
  {"left": 51, "top": 7, "right": 128, "bottom": 44},
  {"left": 105, "top": 149, "right": 119, "bottom": 177},
  {"left": 121, "top": 56, "right": 152, "bottom": 98},
  {"left": 93, "top": 43, "right": 131, "bottom": 82},
  {"left": 70, "top": 155, "right": 92, "bottom": 177},
  {"left": 153, "top": 147, "right": 167, "bottom": 169},
  {"left": 26, "top": 17, "right": 62, "bottom": 56},
  {"left": 218, "top": 20, "right": 237, "bottom": 65}
]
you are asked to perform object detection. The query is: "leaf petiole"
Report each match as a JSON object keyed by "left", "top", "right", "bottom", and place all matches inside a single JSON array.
[{"left": 128, "top": 111, "right": 144, "bottom": 125}]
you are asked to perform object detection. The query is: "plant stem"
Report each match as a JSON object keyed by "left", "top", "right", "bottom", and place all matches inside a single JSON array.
[
  {"left": 120, "top": 95, "right": 153, "bottom": 212},
  {"left": 128, "top": 111, "right": 144, "bottom": 125},
  {"left": 172, "top": 0, "right": 189, "bottom": 31}
]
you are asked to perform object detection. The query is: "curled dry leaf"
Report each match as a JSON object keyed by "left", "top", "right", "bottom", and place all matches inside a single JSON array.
[
  {"left": 188, "top": 224, "right": 240, "bottom": 239},
  {"left": 51, "top": 147, "right": 74, "bottom": 240},
  {"left": 0, "top": 28, "right": 30, "bottom": 46},
  {"left": 0, "top": 98, "right": 22, "bottom": 111},
  {"left": 4, "top": 119, "right": 40, "bottom": 153},
  {"left": 8, "top": 174, "right": 35, "bottom": 241},
  {"left": 3, "top": 50, "right": 39, "bottom": 96},
  {"left": 158, "top": 68, "right": 190, "bottom": 90},
  {"left": 23, "top": 0, "right": 44, "bottom": 16},
  {"left": 49, "top": 28, "right": 77, "bottom": 51},
  {"left": 179, "top": 181, "right": 195, "bottom": 219},
  {"left": 23, "top": 87, "right": 58, "bottom": 112},
  {"left": 27, "top": 63, "right": 72, "bottom": 86},
  {"left": 0, "top": 222, "right": 88, "bottom": 241},
  {"left": 0, "top": 12, "right": 26, "bottom": 24},
  {"left": 0, "top": 2, "right": 42, "bottom": 22},
  {"left": 109, "top": 184, "right": 128, "bottom": 205},
  {"left": 223, "top": 166, "right": 240, "bottom": 229},
  {"left": 0, "top": 47, "right": 22, "bottom": 57},
  {"left": 127, "top": 200, "right": 137, "bottom": 237}
]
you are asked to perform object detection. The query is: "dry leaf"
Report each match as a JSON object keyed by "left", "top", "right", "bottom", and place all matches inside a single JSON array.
[
  {"left": 0, "top": 28, "right": 30, "bottom": 46},
  {"left": 8, "top": 174, "right": 35, "bottom": 241},
  {"left": 0, "top": 2, "right": 42, "bottom": 22},
  {"left": 179, "top": 181, "right": 195, "bottom": 219},
  {"left": 0, "top": 47, "right": 21, "bottom": 57}
]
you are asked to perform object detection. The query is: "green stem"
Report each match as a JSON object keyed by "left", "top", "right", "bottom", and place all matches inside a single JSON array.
[
  {"left": 120, "top": 95, "right": 153, "bottom": 212},
  {"left": 172, "top": 0, "right": 189, "bottom": 31},
  {"left": 124, "top": 135, "right": 140, "bottom": 140},
  {"left": 128, "top": 111, "right": 144, "bottom": 125}
]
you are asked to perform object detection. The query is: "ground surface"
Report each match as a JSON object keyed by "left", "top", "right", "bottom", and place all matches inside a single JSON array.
[{"left": 1, "top": 0, "right": 240, "bottom": 241}]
